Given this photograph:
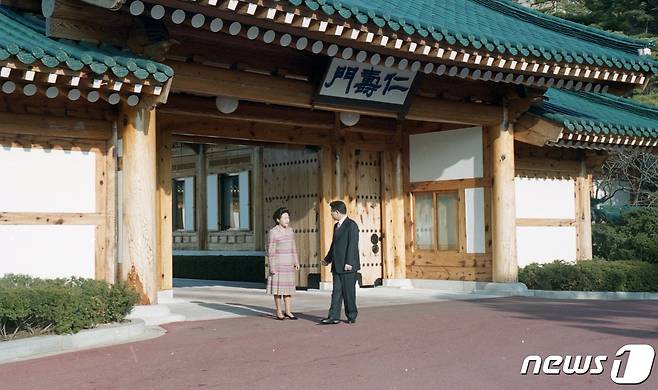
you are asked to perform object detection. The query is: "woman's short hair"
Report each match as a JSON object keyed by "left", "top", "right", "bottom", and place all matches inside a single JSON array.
[
  {"left": 329, "top": 201, "right": 347, "bottom": 215},
  {"left": 272, "top": 207, "right": 290, "bottom": 224}
]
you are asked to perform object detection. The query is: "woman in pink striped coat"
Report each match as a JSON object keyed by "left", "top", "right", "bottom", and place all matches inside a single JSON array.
[{"left": 266, "top": 207, "right": 300, "bottom": 320}]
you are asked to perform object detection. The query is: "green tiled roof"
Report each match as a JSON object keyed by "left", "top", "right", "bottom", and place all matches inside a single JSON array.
[
  {"left": 282, "top": 0, "right": 658, "bottom": 73},
  {"left": 532, "top": 88, "right": 658, "bottom": 139},
  {"left": 0, "top": 6, "right": 173, "bottom": 82}
]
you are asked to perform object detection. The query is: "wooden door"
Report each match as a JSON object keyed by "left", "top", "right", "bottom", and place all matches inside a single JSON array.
[
  {"left": 349, "top": 149, "right": 383, "bottom": 286},
  {"left": 262, "top": 146, "right": 320, "bottom": 287}
]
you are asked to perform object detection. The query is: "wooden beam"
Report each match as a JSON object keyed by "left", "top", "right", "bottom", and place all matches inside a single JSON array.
[
  {"left": 0, "top": 112, "right": 111, "bottom": 140},
  {"left": 156, "top": 127, "right": 173, "bottom": 291},
  {"left": 342, "top": 116, "right": 398, "bottom": 135},
  {"left": 489, "top": 118, "right": 518, "bottom": 283},
  {"left": 404, "top": 120, "right": 473, "bottom": 135},
  {"left": 42, "top": 0, "right": 132, "bottom": 45},
  {"left": 168, "top": 61, "right": 314, "bottom": 109},
  {"left": 0, "top": 0, "right": 40, "bottom": 11},
  {"left": 159, "top": 94, "right": 334, "bottom": 129},
  {"left": 406, "top": 96, "right": 503, "bottom": 125},
  {"left": 407, "top": 178, "right": 492, "bottom": 192},
  {"left": 0, "top": 212, "right": 105, "bottom": 225},
  {"left": 516, "top": 218, "right": 576, "bottom": 227},
  {"left": 160, "top": 114, "right": 396, "bottom": 151},
  {"left": 120, "top": 103, "right": 158, "bottom": 305},
  {"left": 409, "top": 251, "right": 491, "bottom": 268},
  {"left": 514, "top": 113, "right": 563, "bottom": 146},
  {"left": 168, "top": 61, "right": 504, "bottom": 126},
  {"left": 516, "top": 156, "right": 581, "bottom": 176}
]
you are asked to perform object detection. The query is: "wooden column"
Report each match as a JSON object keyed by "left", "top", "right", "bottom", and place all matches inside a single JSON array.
[
  {"left": 104, "top": 127, "right": 118, "bottom": 284},
  {"left": 120, "top": 104, "right": 158, "bottom": 305},
  {"left": 576, "top": 160, "right": 593, "bottom": 260},
  {"left": 156, "top": 126, "right": 173, "bottom": 291},
  {"left": 381, "top": 149, "right": 407, "bottom": 279},
  {"left": 489, "top": 118, "right": 518, "bottom": 283},
  {"left": 402, "top": 129, "right": 414, "bottom": 278},
  {"left": 95, "top": 145, "right": 109, "bottom": 282},
  {"left": 195, "top": 145, "right": 208, "bottom": 250},
  {"left": 319, "top": 146, "right": 335, "bottom": 284},
  {"left": 252, "top": 147, "right": 264, "bottom": 250}
]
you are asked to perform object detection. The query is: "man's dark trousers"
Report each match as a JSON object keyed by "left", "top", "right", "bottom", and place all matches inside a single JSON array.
[{"left": 329, "top": 272, "right": 357, "bottom": 321}]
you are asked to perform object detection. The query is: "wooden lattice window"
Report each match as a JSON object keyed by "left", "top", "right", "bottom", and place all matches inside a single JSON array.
[{"left": 413, "top": 191, "right": 460, "bottom": 251}]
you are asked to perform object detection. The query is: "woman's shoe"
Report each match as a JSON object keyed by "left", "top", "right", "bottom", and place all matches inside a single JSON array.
[
  {"left": 284, "top": 313, "right": 298, "bottom": 320},
  {"left": 275, "top": 313, "right": 285, "bottom": 320}
]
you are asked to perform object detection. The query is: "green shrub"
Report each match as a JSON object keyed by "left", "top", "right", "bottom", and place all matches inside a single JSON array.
[
  {"left": 519, "top": 260, "right": 658, "bottom": 292},
  {"left": 592, "top": 206, "right": 658, "bottom": 263},
  {"left": 0, "top": 275, "right": 139, "bottom": 341}
]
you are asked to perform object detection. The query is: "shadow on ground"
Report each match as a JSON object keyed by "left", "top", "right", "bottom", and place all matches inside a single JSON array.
[
  {"left": 192, "top": 301, "right": 326, "bottom": 323},
  {"left": 465, "top": 296, "right": 658, "bottom": 339}
]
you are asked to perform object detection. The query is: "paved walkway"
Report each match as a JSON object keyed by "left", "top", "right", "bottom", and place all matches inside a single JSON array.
[
  {"left": 1, "top": 281, "right": 657, "bottom": 389},
  {"left": 165, "top": 278, "right": 509, "bottom": 321}
]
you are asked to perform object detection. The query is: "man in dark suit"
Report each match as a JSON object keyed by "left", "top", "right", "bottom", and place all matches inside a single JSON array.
[{"left": 320, "top": 201, "right": 360, "bottom": 324}]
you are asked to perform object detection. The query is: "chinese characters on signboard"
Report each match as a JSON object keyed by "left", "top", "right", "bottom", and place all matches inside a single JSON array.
[{"left": 317, "top": 58, "right": 417, "bottom": 107}]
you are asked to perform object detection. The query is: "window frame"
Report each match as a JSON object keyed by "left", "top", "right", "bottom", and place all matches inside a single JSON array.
[
  {"left": 207, "top": 170, "right": 253, "bottom": 233},
  {"left": 412, "top": 190, "right": 462, "bottom": 253},
  {"left": 172, "top": 176, "right": 196, "bottom": 232}
]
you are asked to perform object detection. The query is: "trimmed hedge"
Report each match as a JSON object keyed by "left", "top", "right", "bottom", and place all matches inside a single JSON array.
[
  {"left": 519, "top": 260, "right": 658, "bottom": 292},
  {"left": 592, "top": 206, "right": 658, "bottom": 264},
  {"left": 173, "top": 256, "right": 265, "bottom": 283},
  {"left": 0, "top": 275, "right": 138, "bottom": 341}
]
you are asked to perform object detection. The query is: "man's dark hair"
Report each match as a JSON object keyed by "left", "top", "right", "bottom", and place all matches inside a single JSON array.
[
  {"left": 329, "top": 200, "right": 347, "bottom": 215},
  {"left": 272, "top": 207, "right": 290, "bottom": 224}
]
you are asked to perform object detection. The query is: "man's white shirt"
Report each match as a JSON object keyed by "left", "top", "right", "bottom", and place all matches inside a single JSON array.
[{"left": 337, "top": 215, "right": 347, "bottom": 229}]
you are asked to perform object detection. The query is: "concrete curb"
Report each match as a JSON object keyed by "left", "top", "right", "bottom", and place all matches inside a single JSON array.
[
  {"left": 0, "top": 319, "right": 149, "bottom": 365},
  {"left": 383, "top": 279, "right": 658, "bottom": 300},
  {"left": 526, "top": 289, "right": 658, "bottom": 300},
  {"left": 127, "top": 305, "right": 186, "bottom": 326},
  {"left": 405, "top": 279, "right": 528, "bottom": 296}
]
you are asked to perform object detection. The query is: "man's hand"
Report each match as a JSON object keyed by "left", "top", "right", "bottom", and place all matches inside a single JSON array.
[
  {"left": 321, "top": 260, "right": 329, "bottom": 266},
  {"left": 344, "top": 264, "right": 352, "bottom": 271}
]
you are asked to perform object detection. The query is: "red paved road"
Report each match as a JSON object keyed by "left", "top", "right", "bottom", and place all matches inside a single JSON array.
[{"left": 1, "top": 297, "right": 657, "bottom": 390}]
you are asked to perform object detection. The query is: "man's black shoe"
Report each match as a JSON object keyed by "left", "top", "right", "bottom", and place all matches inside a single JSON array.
[
  {"left": 320, "top": 318, "right": 340, "bottom": 325},
  {"left": 347, "top": 319, "right": 356, "bottom": 324}
]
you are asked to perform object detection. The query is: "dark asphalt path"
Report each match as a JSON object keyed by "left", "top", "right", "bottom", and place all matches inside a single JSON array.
[{"left": 1, "top": 297, "right": 657, "bottom": 390}]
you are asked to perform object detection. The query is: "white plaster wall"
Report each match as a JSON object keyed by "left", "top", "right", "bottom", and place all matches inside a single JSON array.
[
  {"left": 409, "top": 127, "right": 483, "bottom": 182},
  {"left": 515, "top": 177, "right": 575, "bottom": 219},
  {"left": 0, "top": 147, "right": 96, "bottom": 213},
  {"left": 517, "top": 226, "right": 577, "bottom": 267},
  {"left": 465, "top": 187, "right": 486, "bottom": 253},
  {"left": 0, "top": 225, "right": 96, "bottom": 278}
]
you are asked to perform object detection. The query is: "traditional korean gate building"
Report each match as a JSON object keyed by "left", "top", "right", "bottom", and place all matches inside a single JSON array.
[{"left": 0, "top": 0, "right": 657, "bottom": 304}]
